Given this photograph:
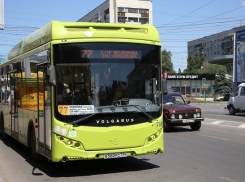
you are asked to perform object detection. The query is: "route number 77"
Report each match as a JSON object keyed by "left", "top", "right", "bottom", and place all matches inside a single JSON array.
[{"left": 58, "top": 106, "right": 69, "bottom": 115}]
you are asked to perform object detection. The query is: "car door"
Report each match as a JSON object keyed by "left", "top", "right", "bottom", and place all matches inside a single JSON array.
[
  {"left": 233, "top": 88, "right": 240, "bottom": 109},
  {"left": 238, "top": 86, "right": 245, "bottom": 110}
]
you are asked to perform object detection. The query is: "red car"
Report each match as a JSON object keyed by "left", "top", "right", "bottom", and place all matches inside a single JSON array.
[{"left": 163, "top": 93, "right": 204, "bottom": 132}]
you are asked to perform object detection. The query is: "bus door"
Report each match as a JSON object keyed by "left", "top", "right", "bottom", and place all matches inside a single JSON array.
[
  {"left": 37, "top": 64, "right": 52, "bottom": 159},
  {"left": 8, "top": 70, "right": 19, "bottom": 139}
]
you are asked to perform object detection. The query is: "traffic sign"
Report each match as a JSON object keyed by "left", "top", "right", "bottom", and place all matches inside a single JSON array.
[
  {"left": 202, "top": 78, "right": 206, "bottom": 84},
  {"left": 201, "top": 84, "right": 208, "bottom": 91}
]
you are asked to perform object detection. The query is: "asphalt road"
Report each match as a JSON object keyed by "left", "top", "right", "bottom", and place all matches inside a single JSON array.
[{"left": 0, "top": 103, "right": 244, "bottom": 182}]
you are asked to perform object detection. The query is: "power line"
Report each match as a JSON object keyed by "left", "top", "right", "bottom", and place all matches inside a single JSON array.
[
  {"left": 158, "top": 23, "right": 244, "bottom": 34},
  {"left": 155, "top": 17, "right": 245, "bottom": 29},
  {"left": 153, "top": 11, "right": 206, "bottom": 19},
  {"left": 164, "top": 0, "right": 216, "bottom": 25},
  {"left": 162, "top": 5, "right": 245, "bottom": 32},
  {"left": 152, "top": 1, "right": 190, "bottom": 12},
  {"left": 5, "top": 10, "right": 77, "bottom": 19}
]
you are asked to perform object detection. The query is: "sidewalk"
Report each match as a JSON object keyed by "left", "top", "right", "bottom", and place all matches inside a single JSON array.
[{"left": 194, "top": 97, "right": 214, "bottom": 101}]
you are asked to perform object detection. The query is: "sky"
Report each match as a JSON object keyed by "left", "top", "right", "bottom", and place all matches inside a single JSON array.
[{"left": 1, "top": 0, "right": 245, "bottom": 72}]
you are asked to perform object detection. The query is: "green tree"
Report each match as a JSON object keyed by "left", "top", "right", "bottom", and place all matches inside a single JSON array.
[
  {"left": 178, "top": 68, "right": 181, "bottom": 73},
  {"left": 214, "top": 69, "right": 232, "bottom": 94},
  {"left": 186, "top": 53, "right": 205, "bottom": 73},
  {"left": 161, "top": 49, "right": 175, "bottom": 73},
  {"left": 198, "top": 61, "right": 227, "bottom": 74}
]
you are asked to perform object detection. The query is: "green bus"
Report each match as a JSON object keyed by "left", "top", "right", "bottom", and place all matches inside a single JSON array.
[{"left": 0, "top": 21, "right": 163, "bottom": 162}]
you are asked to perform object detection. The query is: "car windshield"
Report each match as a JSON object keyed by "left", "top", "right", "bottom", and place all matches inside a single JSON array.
[
  {"left": 163, "top": 95, "right": 185, "bottom": 105},
  {"left": 217, "top": 94, "right": 225, "bottom": 97},
  {"left": 53, "top": 42, "right": 162, "bottom": 123}
]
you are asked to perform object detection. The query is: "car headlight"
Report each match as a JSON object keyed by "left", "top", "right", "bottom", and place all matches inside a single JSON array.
[
  {"left": 197, "top": 113, "right": 201, "bottom": 118},
  {"left": 178, "top": 114, "right": 183, "bottom": 119},
  {"left": 171, "top": 114, "right": 175, "bottom": 119}
]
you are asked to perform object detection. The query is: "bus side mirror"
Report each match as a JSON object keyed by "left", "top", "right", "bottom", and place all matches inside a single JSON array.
[
  {"left": 162, "top": 79, "right": 167, "bottom": 95},
  {"left": 46, "top": 65, "right": 56, "bottom": 86}
]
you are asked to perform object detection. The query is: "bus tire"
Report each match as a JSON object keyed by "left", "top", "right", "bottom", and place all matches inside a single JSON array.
[
  {"left": 1, "top": 113, "right": 8, "bottom": 140},
  {"left": 0, "top": 112, "right": 2, "bottom": 133},
  {"left": 30, "top": 126, "right": 42, "bottom": 162}
]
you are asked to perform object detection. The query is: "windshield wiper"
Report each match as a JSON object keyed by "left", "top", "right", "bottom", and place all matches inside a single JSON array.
[
  {"left": 70, "top": 106, "right": 117, "bottom": 125},
  {"left": 70, "top": 105, "right": 154, "bottom": 125},
  {"left": 71, "top": 113, "right": 97, "bottom": 125},
  {"left": 130, "top": 105, "right": 154, "bottom": 121}
]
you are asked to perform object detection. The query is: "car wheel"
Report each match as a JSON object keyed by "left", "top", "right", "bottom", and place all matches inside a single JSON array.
[
  {"left": 229, "top": 105, "right": 236, "bottom": 115},
  {"left": 163, "top": 121, "right": 171, "bottom": 132},
  {"left": 190, "top": 122, "right": 201, "bottom": 131}
]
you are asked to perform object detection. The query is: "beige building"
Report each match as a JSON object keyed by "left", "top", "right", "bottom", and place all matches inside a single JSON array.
[
  {"left": 188, "top": 25, "right": 245, "bottom": 74},
  {"left": 77, "top": 0, "right": 152, "bottom": 24}
]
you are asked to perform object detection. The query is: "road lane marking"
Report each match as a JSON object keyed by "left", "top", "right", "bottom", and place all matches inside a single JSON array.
[
  {"left": 203, "top": 122, "right": 243, "bottom": 129},
  {"left": 199, "top": 134, "right": 230, "bottom": 141},
  {"left": 238, "top": 123, "right": 245, "bottom": 128},
  {"left": 220, "top": 177, "right": 237, "bottom": 182},
  {"left": 211, "top": 121, "right": 224, "bottom": 124},
  {"left": 203, "top": 118, "right": 245, "bottom": 129}
]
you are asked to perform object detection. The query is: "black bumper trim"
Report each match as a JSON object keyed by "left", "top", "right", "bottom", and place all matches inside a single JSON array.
[{"left": 167, "top": 118, "right": 204, "bottom": 124}]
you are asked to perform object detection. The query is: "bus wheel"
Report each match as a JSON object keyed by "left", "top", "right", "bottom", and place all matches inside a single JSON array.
[
  {"left": 31, "top": 127, "right": 41, "bottom": 162},
  {"left": 1, "top": 114, "right": 8, "bottom": 140},
  {"left": 0, "top": 113, "right": 2, "bottom": 133}
]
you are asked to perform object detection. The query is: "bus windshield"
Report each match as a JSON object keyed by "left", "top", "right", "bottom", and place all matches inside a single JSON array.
[{"left": 53, "top": 43, "right": 161, "bottom": 122}]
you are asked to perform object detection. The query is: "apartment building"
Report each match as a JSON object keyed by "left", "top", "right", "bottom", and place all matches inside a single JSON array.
[
  {"left": 77, "top": 0, "right": 152, "bottom": 24},
  {"left": 188, "top": 25, "right": 245, "bottom": 73}
]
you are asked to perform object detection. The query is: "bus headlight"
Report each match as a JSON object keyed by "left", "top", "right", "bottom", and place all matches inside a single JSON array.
[{"left": 67, "top": 140, "right": 73, "bottom": 145}]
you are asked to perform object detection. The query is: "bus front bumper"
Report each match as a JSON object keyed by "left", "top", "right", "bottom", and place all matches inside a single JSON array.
[{"left": 51, "top": 129, "right": 163, "bottom": 162}]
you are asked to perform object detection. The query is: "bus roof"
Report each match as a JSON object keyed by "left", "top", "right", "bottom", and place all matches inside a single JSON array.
[{"left": 8, "top": 21, "right": 160, "bottom": 61}]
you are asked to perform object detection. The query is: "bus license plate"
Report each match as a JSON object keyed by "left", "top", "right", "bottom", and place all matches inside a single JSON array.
[
  {"left": 104, "top": 152, "right": 127, "bottom": 159},
  {"left": 183, "top": 119, "right": 194, "bottom": 123}
]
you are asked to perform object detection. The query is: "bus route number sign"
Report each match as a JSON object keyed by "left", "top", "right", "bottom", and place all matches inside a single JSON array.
[
  {"left": 58, "top": 105, "right": 69, "bottom": 115},
  {"left": 58, "top": 105, "right": 94, "bottom": 115},
  {"left": 81, "top": 50, "right": 142, "bottom": 59}
]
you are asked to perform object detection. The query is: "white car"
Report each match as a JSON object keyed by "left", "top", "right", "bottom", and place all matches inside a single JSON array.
[{"left": 227, "top": 83, "right": 245, "bottom": 115}]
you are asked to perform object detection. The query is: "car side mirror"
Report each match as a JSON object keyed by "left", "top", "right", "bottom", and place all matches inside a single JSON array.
[
  {"left": 162, "top": 79, "right": 167, "bottom": 95},
  {"left": 46, "top": 65, "right": 56, "bottom": 86},
  {"left": 186, "top": 100, "right": 191, "bottom": 104}
]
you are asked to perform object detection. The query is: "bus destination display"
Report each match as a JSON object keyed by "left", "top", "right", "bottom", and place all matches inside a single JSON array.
[{"left": 81, "top": 50, "right": 142, "bottom": 59}]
